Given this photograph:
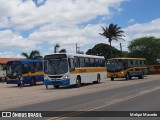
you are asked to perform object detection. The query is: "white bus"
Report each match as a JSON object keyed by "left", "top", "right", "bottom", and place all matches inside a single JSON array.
[{"left": 44, "top": 53, "right": 106, "bottom": 88}]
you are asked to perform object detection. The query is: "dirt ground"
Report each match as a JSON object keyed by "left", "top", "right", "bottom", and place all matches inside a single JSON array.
[{"left": 0, "top": 75, "right": 159, "bottom": 110}]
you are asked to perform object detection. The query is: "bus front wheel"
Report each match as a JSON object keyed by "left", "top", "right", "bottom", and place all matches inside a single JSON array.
[
  {"left": 111, "top": 77, "right": 114, "bottom": 81},
  {"left": 76, "top": 77, "right": 81, "bottom": 88},
  {"left": 125, "top": 73, "right": 130, "bottom": 80},
  {"left": 138, "top": 74, "right": 144, "bottom": 79},
  {"left": 54, "top": 85, "right": 59, "bottom": 89}
]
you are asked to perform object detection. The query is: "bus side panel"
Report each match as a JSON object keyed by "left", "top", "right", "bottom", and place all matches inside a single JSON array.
[
  {"left": 28, "top": 71, "right": 44, "bottom": 82},
  {"left": 70, "top": 67, "right": 106, "bottom": 84}
]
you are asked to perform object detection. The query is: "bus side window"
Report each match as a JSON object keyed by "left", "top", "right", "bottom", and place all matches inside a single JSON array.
[
  {"left": 85, "top": 57, "right": 90, "bottom": 67},
  {"left": 95, "top": 59, "right": 99, "bottom": 67},
  {"left": 69, "top": 58, "right": 75, "bottom": 72},
  {"left": 102, "top": 59, "right": 105, "bottom": 67},
  {"left": 138, "top": 60, "right": 142, "bottom": 66},
  {"left": 128, "top": 60, "right": 133, "bottom": 67},
  {"left": 123, "top": 61, "right": 127, "bottom": 68},
  {"left": 74, "top": 56, "right": 80, "bottom": 68},
  {"left": 29, "top": 62, "right": 35, "bottom": 73},
  {"left": 133, "top": 60, "right": 138, "bottom": 66},
  {"left": 99, "top": 59, "right": 104, "bottom": 67},
  {"left": 140, "top": 60, "right": 145, "bottom": 66},
  {"left": 35, "top": 62, "right": 43, "bottom": 71},
  {"left": 90, "top": 58, "right": 95, "bottom": 67},
  {"left": 22, "top": 63, "right": 29, "bottom": 74},
  {"left": 80, "top": 57, "right": 85, "bottom": 67}
]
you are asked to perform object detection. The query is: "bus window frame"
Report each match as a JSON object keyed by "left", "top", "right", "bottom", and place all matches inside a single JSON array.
[
  {"left": 69, "top": 58, "right": 75, "bottom": 72},
  {"left": 22, "top": 63, "right": 29, "bottom": 74}
]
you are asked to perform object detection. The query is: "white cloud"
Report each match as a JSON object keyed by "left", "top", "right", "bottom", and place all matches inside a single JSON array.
[
  {"left": 0, "top": 30, "right": 37, "bottom": 50},
  {"left": 128, "top": 18, "right": 135, "bottom": 23},
  {"left": 0, "top": 0, "right": 125, "bottom": 30},
  {"left": 1, "top": 0, "right": 160, "bottom": 58},
  {"left": 122, "top": 18, "right": 160, "bottom": 51}
]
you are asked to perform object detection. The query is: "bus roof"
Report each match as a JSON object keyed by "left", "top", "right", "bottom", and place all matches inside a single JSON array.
[
  {"left": 44, "top": 53, "right": 104, "bottom": 59},
  {"left": 108, "top": 58, "right": 146, "bottom": 61}
]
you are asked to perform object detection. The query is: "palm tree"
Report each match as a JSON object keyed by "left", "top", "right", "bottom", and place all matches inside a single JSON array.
[
  {"left": 21, "top": 50, "right": 41, "bottom": 59},
  {"left": 54, "top": 43, "right": 67, "bottom": 53},
  {"left": 59, "top": 49, "right": 66, "bottom": 53},
  {"left": 54, "top": 44, "right": 60, "bottom": 53},
  {"left": 99, "top": 23, "right": 125, "bottom": 46},
  {"left": 99, "top": 23, "right": 125, "bottom": 57}
]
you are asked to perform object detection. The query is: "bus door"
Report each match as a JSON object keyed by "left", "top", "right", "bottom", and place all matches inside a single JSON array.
[{"left": 44, "top": 60, "right": 49, "bottom": 74}]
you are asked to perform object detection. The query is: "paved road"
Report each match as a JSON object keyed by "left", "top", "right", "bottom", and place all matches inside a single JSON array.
[{"left": 2, "top": 77, "right": 160, "bottom": 120}]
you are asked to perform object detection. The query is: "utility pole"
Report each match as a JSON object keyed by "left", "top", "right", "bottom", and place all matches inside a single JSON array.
[{"left": 76, "top": 43, "right": 80, "bottom": 54}]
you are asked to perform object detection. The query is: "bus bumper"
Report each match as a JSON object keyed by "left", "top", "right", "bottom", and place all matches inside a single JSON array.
[{"left": 44, "top": 79, "right": 70, "bottom": 86}]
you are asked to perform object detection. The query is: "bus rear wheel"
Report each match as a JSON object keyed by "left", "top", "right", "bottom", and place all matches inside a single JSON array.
[
  {"left": 111, "top": 77, "right": 114, "bottom": 81},
  {"left": 76, "top": 77, "right": 81, "bottom": 88},
  {"left": 17, "top": 83, "right": 20, "bottom": 87},
  {"left": 30, "top": 78, "right": 36, "bottom": 86},
  {"left": 96, "top": 74, "right": 101, "bottom": 84}
]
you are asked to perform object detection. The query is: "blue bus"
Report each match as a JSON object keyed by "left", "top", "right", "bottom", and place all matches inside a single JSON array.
[{"left": 6, "top": 59, "right": 44, "bottom": 86}]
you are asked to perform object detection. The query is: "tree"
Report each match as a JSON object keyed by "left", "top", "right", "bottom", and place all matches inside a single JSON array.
[
  {"left": 59, "top": 49, "right": 66, "bottom": 53},
  {"left": 128, "top": 36, "right": 160, "bottom": 65},
  {"left": 54, "top": 43, "right": 60, "bottom": 53},
  {"left": 86, "top": 43, "right": 121, "bottom": 60},
  {"left": 77, "top": 51, "right": 84, "bottom": 54},
  {"left": 54, "top": 43, "right": 67, "bottom": 53},
  {"left": 100, "top": 23, "right": 125, "bottom": 46},
  {"left": 99, "top": 23, "right": 125, "bottom": 56},
  {"left": 21, "top": 50, "right": 41, "bottom": 59}
]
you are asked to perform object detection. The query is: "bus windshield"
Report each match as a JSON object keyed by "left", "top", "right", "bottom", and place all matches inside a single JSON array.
[
  {"left": 106, "top": 61, "right": 124, "bottom": 72},
  {"left": 6, "top": 61, "right": 21, "bottom": 77},
  {"left": 45, "top": 58, "right": 68, "bottom": 75}
]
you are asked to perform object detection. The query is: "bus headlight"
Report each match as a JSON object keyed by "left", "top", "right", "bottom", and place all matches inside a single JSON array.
[
  {"left": 44, "top": 76, "right": 51, "bottom": 80},
  {"left": 62, "top": 75, "right": 69, "bottom": 80}
]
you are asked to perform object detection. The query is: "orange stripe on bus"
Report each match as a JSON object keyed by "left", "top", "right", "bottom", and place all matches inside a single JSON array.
[{"left": 70, "top": 68, "right": 106, "bottom": 74}]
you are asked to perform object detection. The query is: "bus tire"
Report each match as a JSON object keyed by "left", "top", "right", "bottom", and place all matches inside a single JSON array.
[
  {"left": 96, "top": 74, "right": 101, "bottom": 84},
  {"left": 54, "top": 85, "right": 59, "bottom": 89},
  {"left": 138, "top": 74, "right": 144, "bottom": 79},
  {"left": 111, "top": 77, "right": 114, "bottom": 81},
  {"left": 125, "top": 73, "right": 130, "bottom": 80},
  {"left": 76, "top": 77, "right": 81, "bottom": 88},
  {"left": 17, "top": 83, "right": 20, "bottom": 87},
  {"left": 30, "top": 78, "right": 36, "bottom": 86}
]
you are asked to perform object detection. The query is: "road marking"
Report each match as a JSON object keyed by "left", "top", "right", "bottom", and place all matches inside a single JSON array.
[{"left": 47, "top": 86, "right": 160, "bottom": 120}]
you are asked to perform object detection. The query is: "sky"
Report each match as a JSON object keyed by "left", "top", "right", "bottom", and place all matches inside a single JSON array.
[{"left": 0, "top": 0, "right": 160, "bottom": 58}]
